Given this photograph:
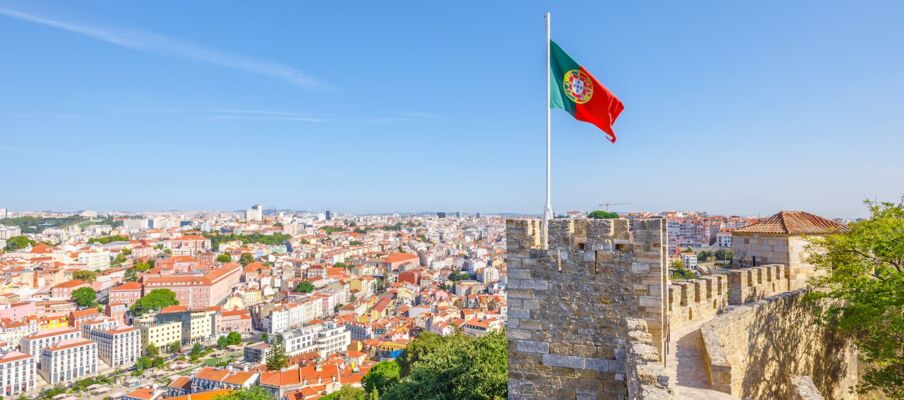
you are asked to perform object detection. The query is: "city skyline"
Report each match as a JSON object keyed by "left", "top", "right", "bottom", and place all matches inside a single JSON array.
[{"left": 2, "top": 1, "right": 903, "bottom": 218}]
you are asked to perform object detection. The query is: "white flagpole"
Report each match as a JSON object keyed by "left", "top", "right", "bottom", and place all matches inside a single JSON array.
[{"left": 543, "top": 12, "right": 553, "bottom": 249}]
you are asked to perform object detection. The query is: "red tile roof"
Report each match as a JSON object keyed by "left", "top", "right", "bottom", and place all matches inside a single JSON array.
[
  {"left": 168, "top": 389, "right": 231, "bottom": 400},
  {"left": 383, "top": 252, "right": 418, "bottom": 263},
  {"left": 111, "top": 282, "right": 143, "bottom": 291},
  {"left": 123, "top": 388, "right": 156, "bottom": 400},
  {"left": 733, "top": 211, "right": 848, "bottom": 235}
]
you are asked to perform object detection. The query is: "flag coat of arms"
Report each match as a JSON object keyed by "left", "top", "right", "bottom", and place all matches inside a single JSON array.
[{"left": 549, "top": 40, "right": 624, "bottom": 143}]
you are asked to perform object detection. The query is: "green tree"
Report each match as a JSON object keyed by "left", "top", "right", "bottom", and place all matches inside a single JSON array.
[
  {"left": 396, "top": 332, "right": 443, "bottom": 376},
  {"left": 587, "top": 210, "right": 618, "bottom": 219},
  {"left": 191, "top": 342, "right": 204, "bottom": 355},
  {"left": 72, "top": 270, "right": 98, "bottom": 282},
  {"left": 363, "top": 360, "right": 400, "bottom": 395},
  {"left": 124, "top": 268, "right": 138, "bottom": 282},
  {"left": 260, "top": 333, "right": 269, "bottom": 343},
  {"left": 112, "top": 253, "right": 128, "bottom": 266},
  {"left": 447, "top": 272, "right": 471, "bottom": 281},
  {"left": 216, "top": 253, "right": 232, "bottom": 263},
  {"left": 295, "top": 281, "right": 315, "bottom": 293},
  {"left": 669, "top": 259, "right": 695, "bottom": 280},
  {"left": 805, "top": 202, "right": 903, "bottom": 397},
  {"left": 4, "top": 236, "right": 35, "bottom": 251},
  {"left": 266, "top": 339, "right": 289, "bottom": 371},
  {"left": 321, "top": 385, "right": 367, "bottom": 400},
  {"left": 698, "top": 251, "right": 712, "bottom": 262},
  {"left": 226, "top": 331, "right": 242, "bottom": 345},
  {"left": 130, "top": 289, "right": 179, "bottom": 315},
  {"left": 87, "top": 235, "right": 129, "bottom": 244},
  {"left": 145, "top": 343, "right": 160, "bottom": 358},
  {"left": 71, "top": 287, "right": 97, "bottom": 308},
  {"left": 714, "top": 249, "right": 732, "bottom": 261},
  {"left": 133, "top": 261, "right": 152, "bottom": 272},
  {"left": 168, "top": 341, "right": 181, "bottom": 353},
  {"left": 239, "top": 253, "right": 255, "bottom": 266},
  {"left": 212, "top": 386, "right": 275, "bottom": 400},
  {"left": 382, "top": 331, "right": 507, "bottom": 400}
]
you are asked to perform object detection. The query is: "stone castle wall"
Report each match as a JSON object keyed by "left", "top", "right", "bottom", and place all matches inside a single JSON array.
[
  {"left": 727, "top": 264, "right": 794, "bottom": 305},
  {"left": 667, "top": 274, "right": 728, "bottom": 331},
  {"left": 625, "top": 318, "right": 672, "bottom": 400},
  {"left": 701, "top": 290, "right": 859, "bottom": 399},
  {"left": 732, "top": 233, "right": 790, "bottom": 267},
  {"left": 506, "top": 218, "right": 667, "bottom": 399}
]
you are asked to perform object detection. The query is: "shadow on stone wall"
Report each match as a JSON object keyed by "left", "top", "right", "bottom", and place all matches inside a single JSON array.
[{"left": 702, "top": 290, "right": 858, "bottom": 400}]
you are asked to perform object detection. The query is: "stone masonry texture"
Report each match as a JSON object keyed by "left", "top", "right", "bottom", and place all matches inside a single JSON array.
[{"left": 506, "top": 218, "right": 668, "bottom": 400}]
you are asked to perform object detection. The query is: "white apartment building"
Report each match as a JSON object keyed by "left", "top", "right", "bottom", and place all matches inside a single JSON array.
[
  {"left": 86, "top": 326, "right": 141, "bottom": 368},
  {"left": 266, "top": 299, "right": 323, "bottom": 334},
  {"left": 140, "top": 321, "right": 182, "bottom": 350},
  {"left": 21, "top": 328, "right": 81, "bottom": 363},
  {"left": 681, "top": 253, "right": 699, "bottom": 270},
  {"left": 0, "top": 225, "right": 21, "bottom": 239},
  {"left": 38, "top": 338, "right": 97, "bottom": 385},
  {"left": 77, "top": 251, "right": 111, "bottom": 270},
  {"left": 122, "top": 218, "right": 149, "bottom": 232},
  {"left": 316, "top": 322, "right": 351, "bottom": 359},
  {"left": 80, "top": 319, "right": 118, "bottom": 337},
  {"left": 716, "top": 231, "right": 732, "bottom": 248},
  {"left": 0, "top": 352, "right": 35, "bottom": 396},
  {"left": 276, "top": 322, "right": 350, "bottom": 359},
  {"left": 245, "top": 205, "right": 263, "bottom": 222}
]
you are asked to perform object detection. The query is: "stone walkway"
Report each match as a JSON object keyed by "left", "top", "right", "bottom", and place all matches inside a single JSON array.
[{"left": 666, "top": 320, "right": 737, "bottom": 400}]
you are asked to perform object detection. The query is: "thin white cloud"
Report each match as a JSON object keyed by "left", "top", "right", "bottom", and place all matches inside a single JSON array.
[
  {"left": 0, "top": 6, "right": 327, "bottom": 90},
  {"left": 127, "top": 107, "right": 325, "bottom": 122},
  {"left": 207, "top": 115, "right": 324, "bottom": 122},
  {"left": 364, "top": 111, "right": 444, "bottom": 123}
]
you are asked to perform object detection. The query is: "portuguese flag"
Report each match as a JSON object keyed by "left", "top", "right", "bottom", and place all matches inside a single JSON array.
[{"left": 549, "top": 40, "right": 624, "bottom": 143}]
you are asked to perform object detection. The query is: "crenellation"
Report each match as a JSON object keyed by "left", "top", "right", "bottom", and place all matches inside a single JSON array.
[
  {"left": 506, "top": 217, "right": 667, "bottom": 399},
  {"left": 667, "top": 274, "right": 728, "bottom": 331},
  {"left": 727, "top": 264, "right": 792, "bottom": 305}
]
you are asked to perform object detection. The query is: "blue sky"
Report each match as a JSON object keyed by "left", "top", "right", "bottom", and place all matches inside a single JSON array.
[{"left": 1, "top": 1, "right": 902, "bottom": 218}]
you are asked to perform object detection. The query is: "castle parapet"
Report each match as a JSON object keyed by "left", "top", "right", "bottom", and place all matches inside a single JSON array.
[
  {"left": 668, "top": 274, "right": 728, "bottom": 331},
  {"left": 727, "top": 264, "right": 791, "bottom": 305},
  {"left": 506, "top": 218, "right": 667, "bottom": 399}
]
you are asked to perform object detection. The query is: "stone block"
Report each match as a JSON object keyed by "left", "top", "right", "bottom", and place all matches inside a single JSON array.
[
  {"left": 516, "top": 340, "right": 550, "bottom": 354},
  {"left": 542, "top": 354, "right": 585, "bottom": 370},
  {"left": 508, "top": 268, "right": 531, "bottom": 280},
  {"left": 631, "top": 262, "right": 650, "bottom": 273}
]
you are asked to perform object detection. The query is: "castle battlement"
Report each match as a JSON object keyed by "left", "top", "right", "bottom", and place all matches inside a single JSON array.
[
  {"left": 506, "top": 218, "right": 668, "bottom": 399},
  {"left": 727, "top": 264, "right": 795, "bottom": 305},
  {"left": 668, "top": 274, "right": 729, "bottom": 330}
]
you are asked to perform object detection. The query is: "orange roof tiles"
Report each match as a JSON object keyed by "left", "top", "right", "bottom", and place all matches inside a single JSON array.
[
  {"left": 733, "top": 211, "right": 848, "bottom": 235},
  {"left": 25, "top": 327, "right": 79, "bottom": 340},
  {"left": 383, "top": 252, "right": 418, "bottom": 263},
  {"left": 111, "top": 282, "right": 143, "bottom": 291},
  {"left": 0, "top": 351, "right": 31, "bottom": 363},
  {"left": 168, "top": 376, "right": 191, "bottom": 390},
  {"left": 123, "top": 388, "right": 156, "bottom": 400},
  {"left": 195, "top": 367, "right": 230, "bottom": 382},
  {"left": 167, "top": 389, "right": 232, "bottom": 400},
  {"left": 53, "top": 279, "right": 88, "bottom": 289}
]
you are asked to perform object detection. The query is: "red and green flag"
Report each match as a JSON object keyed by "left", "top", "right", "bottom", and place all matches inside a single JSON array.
[{"left": 549, "top": 40, "right": 624, "bottom": 143}]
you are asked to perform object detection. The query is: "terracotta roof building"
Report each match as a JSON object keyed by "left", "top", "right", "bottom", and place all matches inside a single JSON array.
[{"left": 731, "top": 210, "right": 847, "bottom": 287}]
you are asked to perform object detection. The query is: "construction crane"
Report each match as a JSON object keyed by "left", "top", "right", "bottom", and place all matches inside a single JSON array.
[{"left": 599, "top": 202, "right": 631, "bottom": 212}]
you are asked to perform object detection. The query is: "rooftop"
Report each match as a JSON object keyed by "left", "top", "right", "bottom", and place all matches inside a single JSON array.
[{"left": 732, "top": 211, "right": 848, "bottom": 235}]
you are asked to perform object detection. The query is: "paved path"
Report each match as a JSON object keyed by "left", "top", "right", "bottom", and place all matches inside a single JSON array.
[{"left": 666, "top": 321, "right": 736, "bottom": 400}]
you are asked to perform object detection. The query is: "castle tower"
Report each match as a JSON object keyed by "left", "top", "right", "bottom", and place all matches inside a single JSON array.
[{"left": 506, "top": 218, "right": 668, "bottom": 399}]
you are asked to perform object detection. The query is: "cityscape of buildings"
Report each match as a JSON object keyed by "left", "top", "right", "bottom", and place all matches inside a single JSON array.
[{"left": 0, "top": 203, "right": 880, "bottom": 399}]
